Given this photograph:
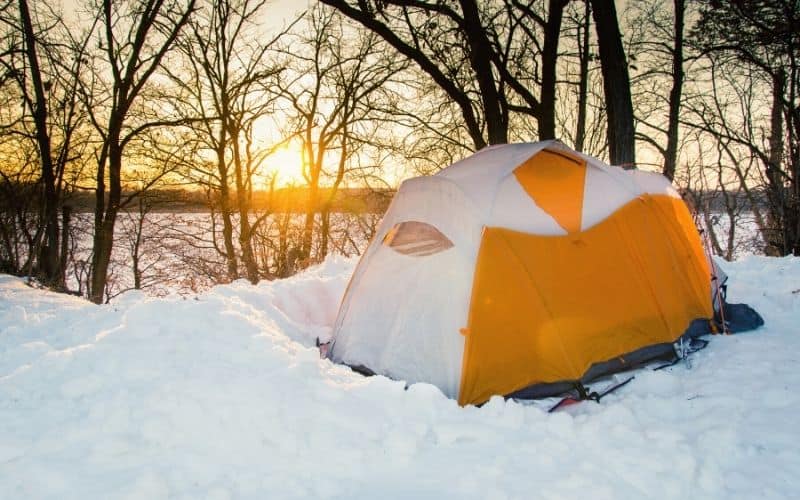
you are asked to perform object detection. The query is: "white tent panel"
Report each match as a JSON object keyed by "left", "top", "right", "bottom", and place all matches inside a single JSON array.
[
  {"left": 488, "top": 173, "right": 568, "bottom": 235},
  {"left": 330, "top": 246, "right": 471, "bottom": 398},
  {"left": 581, "top": 163, "right": 682, "bottom": 231},
  {"left": 437, "top": 142, "right": 544, "bottom": 182},
  {"left": 373, "top": 176, "right": 484, "bottom": 252},
  {"left": 437, "top": 142, "right": 547, "bottom": 213},
  {"left": 581, "top": 162, "right": 641, "bottom": 231},
  {"left": 630, "top": 170, "right": 680, "bottom": 198},
  {"left": 329, "top": 176, "right": 481, "bottom": 398}
]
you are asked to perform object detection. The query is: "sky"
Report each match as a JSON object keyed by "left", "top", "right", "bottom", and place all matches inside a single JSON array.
[
  {"left": 58, "top": 0, "right": 311, "bottom": 32},
  {"left": 54, "top": 0, "right": 322, "bottom": 188},
  {"left": 259, "top": 0, "right": 313, "bottom": 32},
  {"left": 49, "top": 0, "right": 662, "bottom": 189}
]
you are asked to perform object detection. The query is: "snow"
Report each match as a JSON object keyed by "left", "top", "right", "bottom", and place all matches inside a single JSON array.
[{"left": 1, "top": 255, "right": 799, "bottom": 499}]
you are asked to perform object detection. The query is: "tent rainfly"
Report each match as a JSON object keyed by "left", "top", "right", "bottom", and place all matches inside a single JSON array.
[{"left": 322, "top": 141, "right": 761, "bottom": 406}]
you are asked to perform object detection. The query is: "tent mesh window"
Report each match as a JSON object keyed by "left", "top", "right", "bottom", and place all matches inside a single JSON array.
[{"left": 382, "top": 221, "right": 454, "bottom": 257}]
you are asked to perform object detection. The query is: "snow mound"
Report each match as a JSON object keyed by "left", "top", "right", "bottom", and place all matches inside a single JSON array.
[{"left": 1, "top": 256, "right": 799, "bottom": 499}]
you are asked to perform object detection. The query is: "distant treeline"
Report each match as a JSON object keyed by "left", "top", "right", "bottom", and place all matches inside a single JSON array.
[
  {"left": 52, "top": 187, "right": 395, "bottom": 214},
  {"left": 2, "top": 181, "right": 769, "bottom": 215},
  {"left": 683, "top": 189, "right": 770, "bottom": 212}
]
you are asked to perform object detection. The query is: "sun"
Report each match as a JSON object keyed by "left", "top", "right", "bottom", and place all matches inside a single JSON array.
[{"left": 258, "top": 142, "right": 306, "bottom": 189}]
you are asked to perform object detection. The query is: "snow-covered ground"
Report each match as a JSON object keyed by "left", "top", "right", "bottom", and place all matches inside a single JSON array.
[{"left": 1, "top": 255, "right": 798, "bottom": 499}]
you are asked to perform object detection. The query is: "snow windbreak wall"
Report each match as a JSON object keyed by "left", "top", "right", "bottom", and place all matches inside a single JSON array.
[{"left": 327, "top": 141, "right": 715, "bottom": 406}]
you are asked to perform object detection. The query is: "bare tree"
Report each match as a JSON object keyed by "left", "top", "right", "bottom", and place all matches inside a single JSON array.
[
  {"left": 118, "top": 191, "right": 162, "bottom": 292},
  {"left": 81, "top": 0, "right": 196, "bottom": 303},
  {"left": 275, "top": 7, "right": 406, "bottom": 264},
  {"left": 624, "top": 0, "right": 691, "bottom": 179},
  {"left": 168, "top": 0, "right": 286, "bottom": 284},
  {"left": 317, "top": 0, "right": 642, "bottom": 170},
  {"left": 0, "top": 0, "right": 93, "bottom": 288},
  {"left": 318, "top": 0, "right": 571, "bottom": 149},
  {"left": 681, "top": 132, "right": 760, "bottom": 260},
  {"left": 689, "top": 0, "right": 799, "bottom": 255},
  {"left": 573, "top": 0, "right": 592, "bottom": 152},
  {"left": 553, "top": 0, "right": 608, "bottom": 158}
]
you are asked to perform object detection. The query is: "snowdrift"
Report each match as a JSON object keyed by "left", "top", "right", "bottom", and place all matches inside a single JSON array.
[{"left": 1, "top": 255, "right": 798, "bottom": 499}]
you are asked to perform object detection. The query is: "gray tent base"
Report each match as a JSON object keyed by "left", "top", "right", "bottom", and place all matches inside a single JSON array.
[
  {"left": 507, "top": 341, "right": 679, "bottom": 401},
  {"left": 510, "top": 300, "right": 764, "bottom": 403}
]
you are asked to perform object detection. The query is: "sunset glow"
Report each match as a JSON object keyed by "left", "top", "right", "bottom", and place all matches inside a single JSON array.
[{"left": 260, "top": 143, "right": 307, "bottom": 189}]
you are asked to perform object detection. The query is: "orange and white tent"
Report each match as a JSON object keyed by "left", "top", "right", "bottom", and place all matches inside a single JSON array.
[{"left": 325, "top": 140, "right": 715, "bottom": 406}]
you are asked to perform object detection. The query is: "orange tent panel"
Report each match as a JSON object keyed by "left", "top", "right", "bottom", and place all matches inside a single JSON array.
[
  {"left": 513, "top": 150, "right": 587, "bottom": 233},
  {"left": 458, "top": 194, "right": 712, "bottom": 406}
]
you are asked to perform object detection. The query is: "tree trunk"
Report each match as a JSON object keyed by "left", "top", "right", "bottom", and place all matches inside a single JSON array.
[
  {"left": 219, "top": 193, "right": 238, "bottom": 280},
  {"left": 275, "top": 212, "right": 290, "bottom": 278},
  {"left": 789, "top": 57, "right": 799, "bottom": 255},
  {"left": 231, "top": 133, "right": 259, "bottom": 284},
  {"left": 539, "top": 0, "right": 568, "bottom": 140},
  {"left": 663, "top": 0, "right": 685, "bottom": 181},
  {"left": 459, "top": 0, "right": 508, "bottom": 145},
  {"left": 59, "top": 205, "right": 70, "bottom": 289},
  {"left": 320, "top": 128, "right": 348, "bottom": 262},
  {"left": 238, "top": 222, "right": 258, "bottom": 283},
  {"left": 216, "top": 146, "right": 239, "bottom": 281},
  {"left": 90, "top": 218, "right": 115, "bottom": 303},
  {"left": 764, "top": 69, "right": 787, "bottom": 255},
  {"left": 38, "top": 194, "right": 61, "bottom": 286},
  {"left": 320, "top": 208, "right": 331, "bottom": 260},
  {"left": 19, "top": 0, "right": 61, "bottom": 287},
  {"left": 590, "top": 0, "right": 635, "bottom": 167},
  {"left": 574, "top": 0, "right": 591, "bottom": 152},
  {"left": 301, "top": 180, "right": 319, "bottom": 263},
  {"left": 132, "top": 252, "right": 141, "bottom": 290},
  {"left": 90, "top": 142, "right": 122, "bottom": 304},
  {"left": 132, "top": 198, "right": 143, "bottom": 290}
]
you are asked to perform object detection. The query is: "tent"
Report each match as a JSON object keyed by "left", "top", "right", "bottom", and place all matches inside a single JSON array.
[{"left": 322, "top": 140, "right": 758, "bottom": 406}]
